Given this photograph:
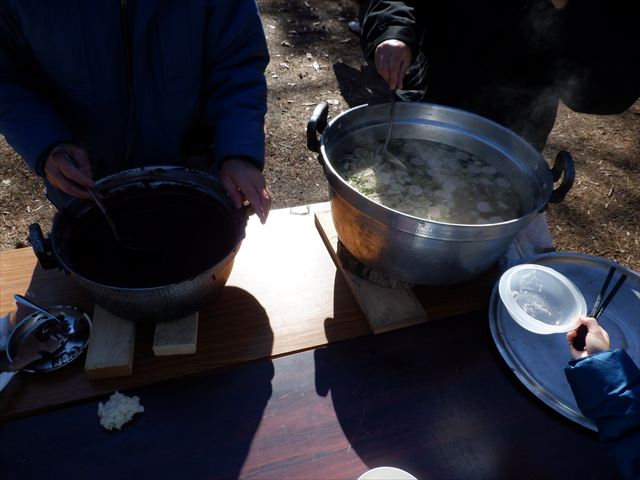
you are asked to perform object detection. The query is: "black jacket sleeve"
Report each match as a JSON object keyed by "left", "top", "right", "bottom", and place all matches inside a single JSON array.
[
  {"left": 557, "top": 0, "right": 640, "bottom": 114},
  {"left": 360, "top": 0, "right": 423, "bottom": 64}
]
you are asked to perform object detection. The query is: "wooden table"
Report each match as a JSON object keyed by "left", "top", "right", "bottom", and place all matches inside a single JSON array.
[{"left": 0, "top": 204, "right": 616, "bottom": 479}]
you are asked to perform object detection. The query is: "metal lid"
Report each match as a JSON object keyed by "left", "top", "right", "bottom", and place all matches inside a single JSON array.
[
  {"left": 489, "top": 252, "right": 640, "bottom": 430},
  {"left": 6, "top": 305, "right": 92, "bottom": 373}
]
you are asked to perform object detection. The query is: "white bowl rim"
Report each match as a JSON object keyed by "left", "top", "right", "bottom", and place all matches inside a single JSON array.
[
  {"left": 498, "top": 263, "right": 587, "bottom": 334},
  {"left": 357, "top": 466, "right": 418, "bottom": 480}
]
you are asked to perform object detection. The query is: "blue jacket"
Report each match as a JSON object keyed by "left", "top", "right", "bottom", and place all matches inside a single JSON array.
[
  {"left": 0, "top": 0, "right": 269, "bottom": 205},
  {"left": 565, "top": 349, "right": 640, "bottom": 479}
]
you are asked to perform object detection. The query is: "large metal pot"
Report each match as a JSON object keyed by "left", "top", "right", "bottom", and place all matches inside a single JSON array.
[
  {"left": 29, "top": 167, "right": 246, "bottom": 323},
  {"left": 307, "top": 102, "right": 574, "bottom": 285}
]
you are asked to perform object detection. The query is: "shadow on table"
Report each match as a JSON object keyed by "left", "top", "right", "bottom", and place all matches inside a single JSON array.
[
  {"left": 314, "top": 275, "right": 618, "bottom": 479},
  {"left": 11, "top": 260, "right": 94, "bottom": 322},
  {"left": 1, "top": 287, "right": 275, "bottom": 480}
]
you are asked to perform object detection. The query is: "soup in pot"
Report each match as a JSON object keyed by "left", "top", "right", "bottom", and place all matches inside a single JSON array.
[
  {"left": 336, "top": 139, "right": 523, "bottom": 224},
  {"left": 66, "top": 185, "right": 240, "bottom": 288}
]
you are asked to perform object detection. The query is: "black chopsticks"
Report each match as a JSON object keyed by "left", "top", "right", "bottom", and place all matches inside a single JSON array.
[
  {"left": 592, "top": 270, "right": 627, "bottom": 320},
  {"left": 588, "top": 267, "right": 616, "bottom": 318},
  {"left": 572, "top": 266, "right": 627, "bottom": 351}
]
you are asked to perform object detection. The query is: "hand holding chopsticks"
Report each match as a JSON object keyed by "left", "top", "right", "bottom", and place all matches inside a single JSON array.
[
  {"left": 567, "top": 316, "right": 611, "bottom": 360},
  {"left": 571, "top": 266, "right": 627, "bottom": 351}
]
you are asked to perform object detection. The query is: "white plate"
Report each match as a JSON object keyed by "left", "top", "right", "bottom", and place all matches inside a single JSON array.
[
  {"left": 358, "top": 466, "right": 417, "bottom": 480},
  {"left": 490, "top": 252, "right": 640, "bottom": 430}
]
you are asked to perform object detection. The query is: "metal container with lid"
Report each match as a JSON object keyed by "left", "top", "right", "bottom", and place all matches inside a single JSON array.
[
  {"left": 6, "top": 305, "right": 92, "bottom": 373},
  {"left": 307, "top": 102, "right": 574, "bottom": 285},
  {"left": 489, "top": 252, "right": 640, "bottom": 430}
]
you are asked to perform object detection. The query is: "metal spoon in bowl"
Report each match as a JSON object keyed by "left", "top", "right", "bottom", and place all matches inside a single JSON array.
[
  {"left": 0, "top": 318, "right": 67, "bottom": 392},
  {"left": 58, "top": 148, "right": 153, "bottom": 253},
  {"left": 14, "top": 294, "right": 82, "bottom": 336},
  {"left": 14, "top": 294, "right": 60, "bottom": 321},
  {"left": 376, "top": 90, "right": 409, "bottom": 171}
]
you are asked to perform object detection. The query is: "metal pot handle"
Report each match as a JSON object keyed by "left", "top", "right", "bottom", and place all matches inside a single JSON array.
[
  {"left": 548, "top": 150, "right": 575, "bottom": 204},
  {"left": 28, "top": 223, "right": 58, "bottom": 270},
  {"left": 306, "top": 102, "right": 329, "bottom": 153}
]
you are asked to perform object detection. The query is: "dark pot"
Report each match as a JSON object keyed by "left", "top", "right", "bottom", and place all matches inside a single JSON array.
[{"left": 30, "top": 166, "right": 246, "bottom": 323}]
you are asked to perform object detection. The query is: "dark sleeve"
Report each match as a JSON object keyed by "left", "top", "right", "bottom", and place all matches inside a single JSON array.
[
  {"left": 564, "top": 349, "right": 640, "bottom": 479},
  {"left": 203, "top": 0, "right": 269, "bottom": 170},
  {"left": 360, "top": 0, "right": 423, "bottom": 64},
  {"left": 0, "top": 5, "right": 75, "bottom": 175},
  {"left": 557, "top": 0, "right": 640, "bottom": 114}
]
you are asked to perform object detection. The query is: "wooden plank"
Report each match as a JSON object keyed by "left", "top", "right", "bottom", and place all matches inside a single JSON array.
[
  {"left": 314, "top": 209, "right": 428, "bottom": 333},
  {"left": 0, "top": 203, "right": 495, "bottom": 421},
  {"left": 153, "top": 312, "right": 198, "bottom": 356},
  {"left": 84, "top": 305, "right": 136, "bottom": 379},
  {"left": 0, "top": 248, "right": 94, "bottom": 319},
  {"left": 0, "top": 203, "right": 370, "bottom": 420}
]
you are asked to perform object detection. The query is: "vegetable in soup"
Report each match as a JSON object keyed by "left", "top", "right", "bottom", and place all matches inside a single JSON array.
[{"left": 336, "top": 139, "right": 523, "bottom": 224}]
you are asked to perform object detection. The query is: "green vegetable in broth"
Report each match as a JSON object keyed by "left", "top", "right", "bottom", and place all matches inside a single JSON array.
[{"left": 337, "top": 139, "right": 523, "bottom": 224}]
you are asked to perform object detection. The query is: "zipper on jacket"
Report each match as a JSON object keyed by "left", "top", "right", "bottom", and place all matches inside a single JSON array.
[
  {"left": 119, "top": 0, "right": 136, "bottom": 161},
  {"left": 119, "top": 0, "right": 133, "bottom": 97}
]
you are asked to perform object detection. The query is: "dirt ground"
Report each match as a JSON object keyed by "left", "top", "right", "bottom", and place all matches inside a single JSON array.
[{"left": 1, "top": 0, "right": 638, "bottom": 273}]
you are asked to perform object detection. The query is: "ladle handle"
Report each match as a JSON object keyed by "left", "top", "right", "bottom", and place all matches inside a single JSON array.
[
  {"left": 85, "top": 187, "right": 124, "bottom": 243},
  {"left": 571, "top": 323, "right": 588, "bottom": 351},
  {"left": 14, "top": 294, "right": 56, "bottom": 320},
  {"left": 58, "top": 148, "right": 125, "bottom": 244},
  {"left": 382, "top": 89, "right": 397, "bottom": 153}
]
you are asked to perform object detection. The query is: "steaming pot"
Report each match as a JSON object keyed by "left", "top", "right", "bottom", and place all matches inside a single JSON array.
[{"left": 307, "top": 102, "right": 574, "bottom": 285}]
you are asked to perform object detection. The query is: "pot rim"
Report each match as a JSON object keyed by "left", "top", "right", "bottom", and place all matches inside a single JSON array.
[
  {"left": 318, "top": 102, "right": 552, "bottom": 232},
  {"left": 49, "top": 166, "right": 247, "bottom": 291}
]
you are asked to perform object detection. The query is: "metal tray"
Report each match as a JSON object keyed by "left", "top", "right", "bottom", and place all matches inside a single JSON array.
[
  {"left": 6, "top": 305, "right": 92, "bottom": 373},
  {"left": 489, "top": 252, "right": 640, "bottom": 430}
]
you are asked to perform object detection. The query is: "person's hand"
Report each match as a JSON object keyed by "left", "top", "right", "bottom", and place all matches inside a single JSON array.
[
  {"left": 549, "top": 0, "right": 568, "bottom": 10},
  {"left": 44, "top": 143, "right": 94, "bottom": 199},
  {"left": 374, "top": 39, "right": 413, "bottom": 90},
  {"left": 566, "top": 316, "right": 610, "bottom": 360},
  {"left": 220, "top": 157, "right": 272, "bottom": 224}
]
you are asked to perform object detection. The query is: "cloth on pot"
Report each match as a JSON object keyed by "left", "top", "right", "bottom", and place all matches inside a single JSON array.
[{"left": 500, "top": 213, "right": 554, "bottom": 269}]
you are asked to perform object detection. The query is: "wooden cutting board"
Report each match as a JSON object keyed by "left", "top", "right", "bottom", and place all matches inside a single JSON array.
[
  {"left": 0, "top": 203, "right": 369, "bottom": 420},
  {"left": 315, "top": 209, "right": 428, "bottom": 333},
  {"left": 84, "top": 305, "right": 137, "bottom": 379},
  {"left": 0, "top": 202, "right": 496, "bottom": 421}
]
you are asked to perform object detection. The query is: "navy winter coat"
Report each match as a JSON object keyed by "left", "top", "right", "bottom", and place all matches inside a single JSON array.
[
  {"left": 565, "top": 349, "right": 640, "bottom": 479},
  {"left": 0, "top": 0, "right": 269, "bottom": 205}
]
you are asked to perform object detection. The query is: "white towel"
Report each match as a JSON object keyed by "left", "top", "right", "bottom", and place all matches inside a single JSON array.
[{"left": 500, "top": 212, "right": 554, "bottom": 270}]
